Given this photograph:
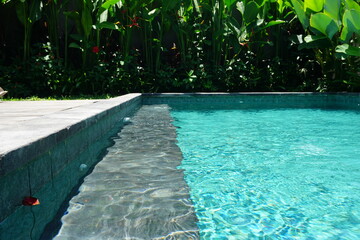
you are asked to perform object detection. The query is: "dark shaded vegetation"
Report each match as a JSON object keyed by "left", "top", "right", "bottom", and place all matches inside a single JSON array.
[{"left": 0, "top": 0, "right": 359, "bottom": 98}]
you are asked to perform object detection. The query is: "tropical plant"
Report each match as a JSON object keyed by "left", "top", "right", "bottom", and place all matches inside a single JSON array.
[
  {"left": 290, "top": 0, "right": 360, "bottom": 90},
  {"left": 1, "top": 0, "right": 359, "bottom": 95},
  {"left": 15, "top": 0, "right": 43, "bottom": 61}
]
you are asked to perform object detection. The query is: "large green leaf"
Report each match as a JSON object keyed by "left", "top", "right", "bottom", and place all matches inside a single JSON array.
[
  {"left": 304, "top": 34, "right": 327, "bottom": 43},
  {"left": 226, "top": 15, "right": 241, "bottom": 36},
  {"left": 277, "top": 0, "right": 285, "bottom": 14},
  {"left": 192, "top": 0, "right": 202, "bottom": 16},
  {"left": 101, "top": 0, "right": 122, "bottom": 10},
  {"left": 98, "top": 0, "right": 121, "bottom": 16},
  {"left": 96, "top": 22, "right": 119, "bottom": 30},
  {"left": 335, "top": 44, "right": 360, "bottom": 57},
  {"left": 345, "top": 0, "right": 360, "bottom": 12},
  {"left": 29, "top": 0, "right": 42, "bottom": 23},
  {"left": 244, "top": 1, "right": 260, "bottom": 24},
  {"left": 340, "top": 26, "right": 351, "bottom": 43},
  {"left": 289, "top": 34, "right": 304, "bottom": 44},
  {"left": 116, "top": 0, "right": 122, "bottom": 9},
  {"left": 260, "top": 20, "right": 286, "bottom": 30},
  {"left": 69, "top": 42, "right": 82, "bottom": 49},
  {"left": 81, "top": 4, "right": 93, "bottom": 39},
  {"left": 15, "top": 1, "right": 26, "bottom": 25},
  {"left": 345, "top": 9, "right": 360, "bottom": 30},
  {"left": 304, "top": 0, "right": 324, "bottom": 12},
  {"left": 236, "top": 1, "right": 245, "bottom": 15},
  {"left": 146, "top": 8, "right": 160, "bottom": 21},
  {"left": 298, "top": 35, "right": 331, "bottom": 49},
  {"left": 99, "top": 9, "right": 108, "bottom": 23},
  {"left": 224, "top": 0, "right": 237, "bottom": 9},
  {"left": 310, "top": 13, "right": 339, "bottom": 39},
  {"left": 291, "top": 0, "right": 309, "bottom": 29},
  {"left": 15, "top": 0, "right": 42, "bottom": 25},
  {"left": 324, "top": 0, "right": 340, "bottom": 24},
  {"left": 340, "top": 9, "right": 360, "bottom": 42}
]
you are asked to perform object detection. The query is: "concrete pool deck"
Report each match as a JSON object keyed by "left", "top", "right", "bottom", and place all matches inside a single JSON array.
[
  {"left": 0, "top": 95, "right": 141, "bottom": 174},
  {"left": 0, "top": 94, "right": 142, "bottom": 223},
  {"left": 0, "top": 100, "right": 99, "bottom": 126},
  {"left": 0, "top": 100, "right": 101, "bottom": 155}
]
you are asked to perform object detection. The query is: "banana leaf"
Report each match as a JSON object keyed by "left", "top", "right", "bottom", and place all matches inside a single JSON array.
[
  {"left": 335, "top": 44, "right": 360, "bottom": 57},
  {"left": 310, "top": 12, "right": 339, "bottom": 39}
]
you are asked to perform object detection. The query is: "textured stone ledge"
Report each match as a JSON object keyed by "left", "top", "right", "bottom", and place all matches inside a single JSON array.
[{"left": 0, "top": 94, "right": 141, "bottom": 222}]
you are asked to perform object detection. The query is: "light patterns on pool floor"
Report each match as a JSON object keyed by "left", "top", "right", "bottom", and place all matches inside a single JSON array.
[
  {"left": 172, "top": 108, "right": 360, "bottom": 239},
  {"left": 54, "top": 105, "right": 199, "bottom": 240}
]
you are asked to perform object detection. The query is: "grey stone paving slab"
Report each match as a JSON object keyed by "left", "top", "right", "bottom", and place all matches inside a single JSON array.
[
  {"left": 0, "top": 94, "right": 141, "bottom": 175},
  {"left": 0, "top": 100, "right": 99, "bottom": 126}
]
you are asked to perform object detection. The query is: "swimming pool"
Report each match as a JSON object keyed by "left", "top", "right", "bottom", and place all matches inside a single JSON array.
[
  {"left": 171, "top": 106, "right": 360, "bottom": 239},
  {"left": 1, "top": 93, "right": 360, "bottom": 239}
]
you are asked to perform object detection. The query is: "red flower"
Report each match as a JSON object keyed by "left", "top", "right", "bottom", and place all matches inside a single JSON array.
[
  {"left": 128, "top": 16, "right": 140, "bottom": 28},
  {"left": 240, "top": 42, "right": 249, "bottom": 48},
  {"left": 22, "top": 197, "right": 40, "bottom": 206},
  {"left": 92, "top": 46, "right": 100, "bottom": 54}
]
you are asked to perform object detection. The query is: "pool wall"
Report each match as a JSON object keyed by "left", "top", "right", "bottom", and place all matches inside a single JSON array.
[
  {"left": 143, "top": 93, "right": 360, "bottom": 110},
  {"left": 0, "top": 94, "right": 141, "bottom": 225}
]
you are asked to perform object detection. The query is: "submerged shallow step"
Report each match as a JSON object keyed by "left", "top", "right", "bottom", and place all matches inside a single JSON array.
[{"left": 54, "top": 105, "right": 199, "bottom": 239}]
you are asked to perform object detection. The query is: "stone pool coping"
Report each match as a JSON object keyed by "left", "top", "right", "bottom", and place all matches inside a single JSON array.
[
  {"left": 0, "top": 93, "right": 142, "bottom": 222},
  {"left": 0, "top": 93, "right": 141, "bottom": 177}
]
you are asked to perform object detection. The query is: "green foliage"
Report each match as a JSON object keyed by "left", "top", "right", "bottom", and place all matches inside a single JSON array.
[
  {"left": 291, "top": 0, "right": 309, "bottom": 28},
  {"left": 340, "top": 9, "right": 360, "bottom": 42},
  {"left": 310, "top": 13, "right": 339, "bottom": 39},
  {"left": 304, "top": 0, "right": 324, "bottom": 12},
  {"left": 324, "top": 0, "right": 341, "bottom": 23},
  {"left": 289, "top": 0, "right": 360, "bottom": 90},
  {"left": 291, "top": 0, "right": 360, "bottom": 46},
  {"left": 14, "top": 0, "right": 43, "bottom": 61},
  {"left": 1, "top": 0, "right": 359, "bottom": 95},
  {"left": 336, "top": 44, "right": 360, "bottom": 56}
]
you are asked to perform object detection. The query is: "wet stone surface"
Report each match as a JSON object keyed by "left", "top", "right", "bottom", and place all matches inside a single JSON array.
[{"left": 54, "top": 105, "right": 199, "bottom": 240}]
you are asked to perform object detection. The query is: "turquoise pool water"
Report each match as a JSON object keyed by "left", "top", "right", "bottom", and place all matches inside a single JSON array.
[{"left": 172, "top": 107, "right": 360, "bottom": 239}]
